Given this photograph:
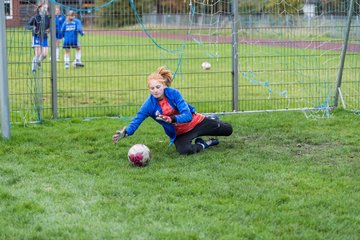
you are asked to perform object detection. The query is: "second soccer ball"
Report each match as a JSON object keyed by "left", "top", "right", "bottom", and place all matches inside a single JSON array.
[{"left": 201, "top": 61, "right": 211, "bottom": 70}]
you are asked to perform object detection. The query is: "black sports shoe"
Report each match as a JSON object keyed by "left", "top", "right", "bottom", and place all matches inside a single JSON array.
[
  {"left": 195, "top": 138, "right": 219, "bottom": 149},
  {"left": 75, "top": 62, "right": 85, "bottom": 68}
]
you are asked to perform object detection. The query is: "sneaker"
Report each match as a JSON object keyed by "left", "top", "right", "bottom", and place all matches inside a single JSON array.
[
  {"left": 73, "top": 60, "right": 84, "bottom": 68},
  {"left": 195, "top": 138, "right": 219, "bottom": 149},
  {"left": 65, "top": 63, "right": 69, "bottom": 69},
  {"left": 74, "top": 62, "right": 84, "bottom": 68},
  {"left": 32, "top": 59, "right": 37, "bottom": 72}
]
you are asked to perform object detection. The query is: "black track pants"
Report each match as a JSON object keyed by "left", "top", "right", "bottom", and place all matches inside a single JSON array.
[{"left": 174, "top": 117, "right": 233, "bottom": 155}]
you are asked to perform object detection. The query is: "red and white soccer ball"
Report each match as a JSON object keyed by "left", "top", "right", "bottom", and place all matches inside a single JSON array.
[{"left": 128, "top": 144, "right": 151, "bottom": 167}]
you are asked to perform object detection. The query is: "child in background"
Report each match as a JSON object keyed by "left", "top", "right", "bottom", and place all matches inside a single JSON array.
[
  {"left": 27, "top": 3, "right": 50, "bottom": 72},
  {"left": 61, "top": 10, "right": 85, "bottom": 69},
  {"left": 72, "top": 16, "right": 85, "bottom": 67},
  {"left": 55, "top": 5, "right": 65, "bottom": 61}
]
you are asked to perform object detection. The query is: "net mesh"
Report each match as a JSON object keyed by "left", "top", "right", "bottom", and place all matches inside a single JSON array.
[
  {"left": 237, "top": 0, "right": 358, "bottom": 119},
  {"left": 188, "top": 0, "right": 230, "bottom": 59},
  {"left": 5, "top": 0, "right": 360, "bottom": 122},
  {"left": 9, "top": 0, "right": 45, "bottom": 123}
]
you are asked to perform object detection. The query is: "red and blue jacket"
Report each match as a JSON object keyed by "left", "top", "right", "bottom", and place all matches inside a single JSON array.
[{"left": 125, "top": 87, "right": 196, "bottom": 144}]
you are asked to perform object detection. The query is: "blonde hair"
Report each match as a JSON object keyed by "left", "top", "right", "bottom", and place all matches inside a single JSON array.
[
  {"left": 147, "top": 66, "right": 173, "bottom": 87},
  {"left": 67, "top": 10, "right": 76, "bottom": 17}
]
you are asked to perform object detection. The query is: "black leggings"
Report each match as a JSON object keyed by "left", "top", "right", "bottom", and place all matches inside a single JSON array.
[{"left": 174, "top": 117, "right": 233, "bottom": 155}]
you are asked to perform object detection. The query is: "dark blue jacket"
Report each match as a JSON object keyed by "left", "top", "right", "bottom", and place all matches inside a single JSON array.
[
  {"left": 126, "top": 87, "right": 196, "bottom": 144},
  {"left": 27, "top": 14, "right": 50, "bottom": 38}
]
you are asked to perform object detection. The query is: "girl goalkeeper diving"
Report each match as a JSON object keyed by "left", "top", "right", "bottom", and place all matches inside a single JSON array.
[{"left": 112, "top": 66, "right": 233, "bottom": 155}]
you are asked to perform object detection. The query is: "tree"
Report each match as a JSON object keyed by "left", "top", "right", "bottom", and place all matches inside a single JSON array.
[
  {"left": 238, "top": 0, "right": 266, "bottom": 14},
  {"left": 263, "top": 0, "right": 305, "bottom": 15},
  {"left": 317, "top": 0, "right": 358, "bottom": 15},
  {"left": 155, "top": 0, "right": 188, "bottom": 14},
  {"left": 238, "top": 0, "right": 304, "bottom": 15},
  {"left": 95, "top": 0, "right": 154, "bottom": 27},
  {"left": 95, "top": 0, "right": 231, "bottom": 27}
]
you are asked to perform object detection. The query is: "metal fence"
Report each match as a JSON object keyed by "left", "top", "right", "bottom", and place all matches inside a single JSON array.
[{"left": 4, "top": 0, "right": 360, "bottom": 123}]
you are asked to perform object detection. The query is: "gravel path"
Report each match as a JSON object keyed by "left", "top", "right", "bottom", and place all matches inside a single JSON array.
[{"left": 91, "top": 29, "right": 360, "bottom": 53}]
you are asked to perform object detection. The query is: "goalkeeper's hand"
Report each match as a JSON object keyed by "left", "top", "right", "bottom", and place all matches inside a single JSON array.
[
  {"left": 156, "top": 114, "right": 173, "bottom": 123},
  {"left": 112, "top": 127, "right": 127, "bottom": 144}
]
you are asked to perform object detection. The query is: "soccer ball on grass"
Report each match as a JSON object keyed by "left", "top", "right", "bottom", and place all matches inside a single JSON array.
[{"left": 128, "top": 144, "right": 151, "bottom": 167}]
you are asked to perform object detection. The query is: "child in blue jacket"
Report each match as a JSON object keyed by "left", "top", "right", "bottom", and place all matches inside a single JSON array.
[
  {"left": 112, "top": 66, "right": 233, "bottom": 155},
  {"left": 55, "top": 5, "right": 65, "bottom": 61},
  {"left": 61, "top": 10, "right": 85, "bottom": 69}
]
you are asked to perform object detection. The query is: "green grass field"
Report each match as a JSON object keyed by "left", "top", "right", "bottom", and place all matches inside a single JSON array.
[{"left": 1, "top": 109, "right": 359, "bottom": 239}]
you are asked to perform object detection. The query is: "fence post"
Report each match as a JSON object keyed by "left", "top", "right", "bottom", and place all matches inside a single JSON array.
[
  {"left": 231, "top": 0, "right": 239, "bottom": 111},
  {"left": 50, "top": 1, "right": 58, "bottom": 118},
  {"left": 334, "top": 0, "right": 354, "bottom": 107},
  {"left": 0, "top": 2, "right": 11, "bottom": 139}
]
